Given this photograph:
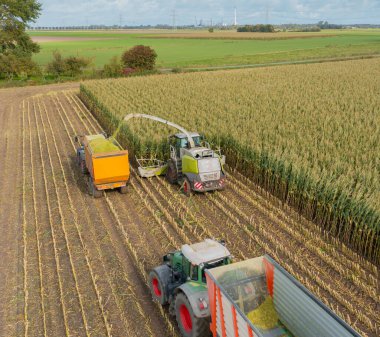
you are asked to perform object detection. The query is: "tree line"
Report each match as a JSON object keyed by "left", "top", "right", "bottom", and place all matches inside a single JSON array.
[{"left": 237, "top": 24, "right": 275, "bottom": 33}]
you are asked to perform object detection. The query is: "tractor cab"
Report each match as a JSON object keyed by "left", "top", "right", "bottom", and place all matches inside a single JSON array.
[
  {"left": 149, "top": 239, "right": 232, "bottom": 336},
  {"left": 181, "top": 240, "right": 232, "bottom": 284}
]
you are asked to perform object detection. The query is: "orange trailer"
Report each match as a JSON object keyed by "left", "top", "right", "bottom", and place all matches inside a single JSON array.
[{"left": 76, "top": 134, "right": 130, "bottom": 198}]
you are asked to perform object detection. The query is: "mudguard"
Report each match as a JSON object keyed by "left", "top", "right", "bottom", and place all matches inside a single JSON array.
[{"left": 175, "top": 282, "right": 210, "bottom": 318}]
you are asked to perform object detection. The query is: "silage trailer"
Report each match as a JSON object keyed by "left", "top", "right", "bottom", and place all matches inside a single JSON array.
[
  {"left": 75, "top": 133, "right": 130, "bottom": 198},
  {"left": 205, "top": 255, "right": 361, "bottom": 337}
]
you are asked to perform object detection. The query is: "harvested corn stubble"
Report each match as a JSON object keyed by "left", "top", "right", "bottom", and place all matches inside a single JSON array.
[{"left": 247, "top": 296, "right": 279, "bottom": 330}]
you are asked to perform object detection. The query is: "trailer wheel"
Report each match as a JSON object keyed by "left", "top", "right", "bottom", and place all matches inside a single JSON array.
[
  {"left": 119, "top": 185, "right": 128, "bottom": 194},
  {"left": 149, "top": 265, "right": 170, "bottom": 305},
  {"left": 166, "top": 160, "right": 178, "bottom": 184},
  {"left": 88, "top": 178, "right": 102, "bottom": 198},
  {"left": 175, "top": 293, "right": 210, "bottom": 337},
  {"left": 80, "top": 160, "right": 88, "bottom": 174},
  {"left": 182, "top": 177, "right": 192, "bottom": 197}
]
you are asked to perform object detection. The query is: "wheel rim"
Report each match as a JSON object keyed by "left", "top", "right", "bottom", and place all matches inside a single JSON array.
[
  {"left": 179, "top": 304, "right": 192, "bottom": 332},
  {"left": 152, "top": 278, "right": 161, "bottom": 297},
  {"left": 184, "top": 181, "right": 189, "bottom": 193}
]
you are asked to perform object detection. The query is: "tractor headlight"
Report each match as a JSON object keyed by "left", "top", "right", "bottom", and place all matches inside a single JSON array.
[{"left": 198, "top": 298, "right": 208, "bottom": 310}]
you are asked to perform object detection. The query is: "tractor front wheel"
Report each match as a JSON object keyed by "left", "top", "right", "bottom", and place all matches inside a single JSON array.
[{"left": 175, "top": 293, "right": 209, "bottom": 337}]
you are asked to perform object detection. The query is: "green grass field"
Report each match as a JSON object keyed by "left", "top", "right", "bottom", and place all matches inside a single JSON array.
[{"left": 29, "top": 29, "right": 380, "bottom": 69}]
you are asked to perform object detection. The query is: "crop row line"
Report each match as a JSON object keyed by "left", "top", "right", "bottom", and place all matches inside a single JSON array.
[
  {"left": 104, "top": 195, "right": 178, "bottom": 337},
  {"left": 152, "top": 176, "right": 249, "bottom": 260},
  {"left": 30, "top": 101, "right": 48, "bottom": 337},
  {"left": 54, "top": 93, "right": 153, "bottom": 330},
  {"left": 31, "top": 97, "right": 89, "bottom": 337},
  {"left": 39, "top": 97, "right": 113, "bottom": 337},
  {"left": 55, "top": 92, "right": 168, "bottom": 336},
  {"left": 25, "top": 100, "right": 69, "bottom": 336},
  {"left": 21, "top": 101, "right": 29, "bottom": 337},
  {"left": 23, "top": 100, "right": 47, "bottom": 337},
  {"left": 67, "top": 92, "right": 184, "bottom": 336},
  {"left": 53, "top": 93, "right": 145, "bottom": 336}
]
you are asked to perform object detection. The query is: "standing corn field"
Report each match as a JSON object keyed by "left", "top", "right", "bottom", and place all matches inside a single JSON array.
[{"left": 80, "top": 58, "right": 380, "bottom": 263}]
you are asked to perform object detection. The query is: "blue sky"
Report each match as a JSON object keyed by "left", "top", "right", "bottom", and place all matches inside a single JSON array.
[{"left": 34, "top": 0, "right": 380, "bottom": 26}]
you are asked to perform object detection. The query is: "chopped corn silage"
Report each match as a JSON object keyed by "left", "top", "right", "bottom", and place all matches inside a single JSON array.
[
  {"left": 89, "top": 138, "right": 120, "bottom": 153},
  {"left": 247, "top": 296, "right": 279, "bottom": 330}
]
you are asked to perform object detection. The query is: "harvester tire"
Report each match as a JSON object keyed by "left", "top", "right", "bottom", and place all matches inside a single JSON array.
[
  {"left": 175, "top": 292, "right": 210, "bottom": 337},
  {"left": 119, "top": 186, "right": 128, "bottom": 194},
  {"left": 182, "top": 177, "right": 192, "bottom": 197},
  {"left": 149, "top": 265, "right": 171, "bottom": 305},
  {"left": 88, "top": 178, "right": 102, "bottom": 198},
  {"left": 166, "top": 160, "right": 178, "bottom": 184}
]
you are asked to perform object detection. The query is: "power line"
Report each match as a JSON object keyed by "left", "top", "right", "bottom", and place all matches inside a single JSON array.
[{"left": 171, "top": 9, "right": 177, "bottom": 30}]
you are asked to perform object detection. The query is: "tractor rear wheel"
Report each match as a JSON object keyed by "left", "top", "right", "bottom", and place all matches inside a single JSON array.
[
  {"left": 149, "top": 265, "right": 171, "bottom": 305},
  {"left": 175, "top": 293, "right": 210, "bottom": 337},
  {"left": 166, "top": 160, "right": 178, "bottom": 184},
  {"left": 182, "top": 177, "right": 192, "bottom": 197}
]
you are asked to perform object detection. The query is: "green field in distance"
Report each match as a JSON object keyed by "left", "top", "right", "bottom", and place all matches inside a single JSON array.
[{"left": 28, "top": 29, "right": 380, "bottom": 69}]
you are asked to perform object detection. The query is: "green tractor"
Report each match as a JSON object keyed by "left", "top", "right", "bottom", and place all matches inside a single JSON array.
[
  {"left": 123, "top": 114, "right": 227, "bottom": 195},
  {"left": 149, "top": 239, "right": 232, "bottom": 337}
]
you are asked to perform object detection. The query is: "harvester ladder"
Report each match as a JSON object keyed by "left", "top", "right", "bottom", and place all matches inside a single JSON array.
[{"left": 175, "top": 158, "right": 183, "bottom": 179}]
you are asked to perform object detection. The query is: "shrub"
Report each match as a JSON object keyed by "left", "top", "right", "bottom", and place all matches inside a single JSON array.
[
  {"left": 208, "top": 28, "right": 214, "bottom": 33},
  {"left": 46, "top": 51, "right": 90, "bottom": 77},
  {"left": 102, "top": 56, "right": 123, "bottom": 78},
  {"left": 122, "top": 67, "right": 137, "bottom": 76},
  {"left": 64, "top": 56, "right": 91, "bottom": 76},
  {"left": 121, "top": 45, "right": 157, "bottom": 71},
  {"left": 0, "top": 54, "right": 40, "bottom": 80},
  {"left": 46, "top": 51, "right": 67, "bottom": 76}
]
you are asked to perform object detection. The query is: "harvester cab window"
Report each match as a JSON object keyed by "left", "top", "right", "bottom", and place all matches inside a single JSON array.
[
  {"left": 190, "top": 265, "right": 198, "bottom": 281},
  {"left": 179, "top": 138, "right": 188, "bottom": 148},
  {"left": 192, "top": 136, "right": 202, "bottom": 147},
  {"left": 177, "top": 136, "right": 202, "bottom": 149}
]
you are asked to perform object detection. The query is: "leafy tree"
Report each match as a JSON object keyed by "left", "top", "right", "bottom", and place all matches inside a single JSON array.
[
  {"left": 0, "top": 0, "right": 42, "bottom": 77},
  {"left": 121, "top": 45, "right": 157, "bottom": 70}
]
